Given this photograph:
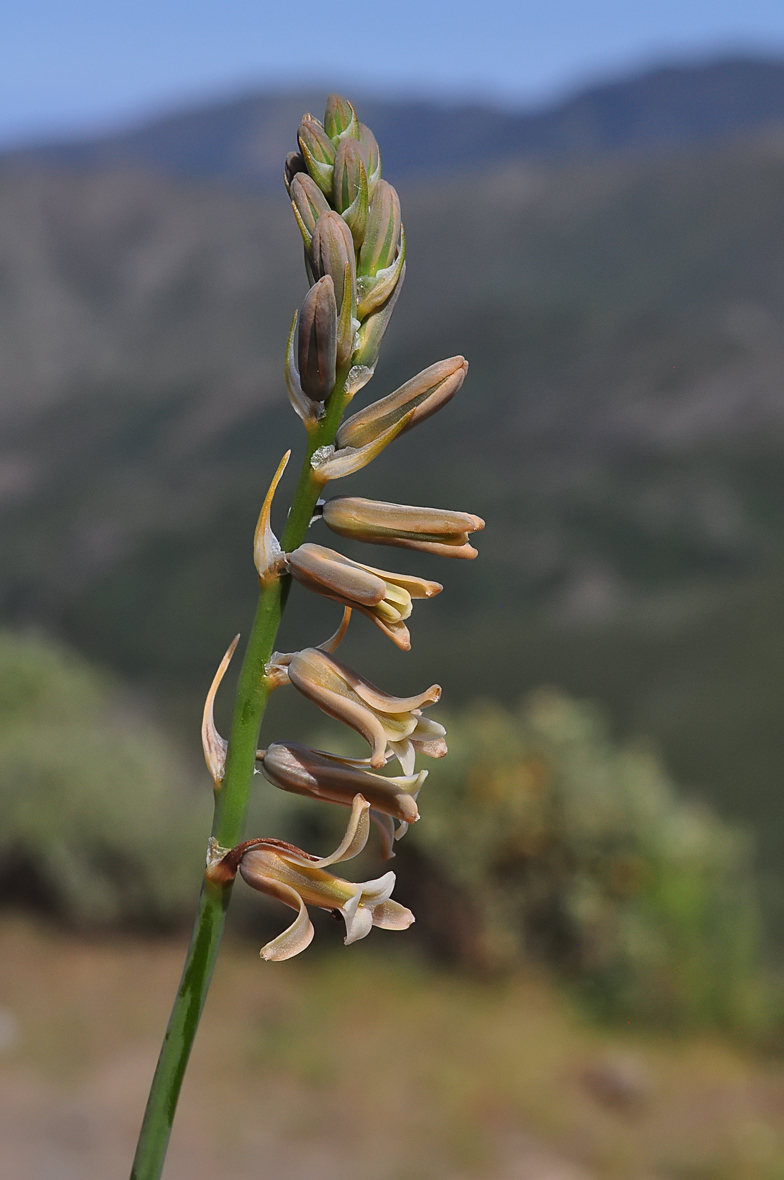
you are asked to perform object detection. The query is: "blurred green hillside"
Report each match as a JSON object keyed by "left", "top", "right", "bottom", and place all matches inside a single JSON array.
[
  {"left": 1, "top": 628, "right": 772, "bottom": 1033},
  {"left": 2, "top": 107, "right": 784, "bottom": 920}
]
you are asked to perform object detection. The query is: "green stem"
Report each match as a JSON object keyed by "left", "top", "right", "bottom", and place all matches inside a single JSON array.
[{"left": 130, "top": 371, "right": 351, "bottom": 1180}]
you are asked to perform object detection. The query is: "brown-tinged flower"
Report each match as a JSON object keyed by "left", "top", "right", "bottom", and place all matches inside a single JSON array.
[
  {"left": 309, "top": 211, "right": 357, "bottom": 365},
  {"left": 287, "top": 542, "right": 441, "bottom": 649},
  {"left": 335, "top": 356, "right": 467, "bottom": 449},
  {"left": 259, "top": 741, "right": 426, "bottom": 857},
  {"left": 297, "top": 275, "right": 338, "bottom": 402},
  {"left": 201, "top": 633, "right": 239, "bottom": 787},
  {"left": 284, "top": 646, "right": 446, "bottom": 772},
  {"left": 225, "top": 795, "right": 414, "bottom": 960},
  {"left": 283, "top": 151, "right": 308, "bottom": 193},
  {"left": 322, "top": 496, "right": 485, "bottom": 558}
]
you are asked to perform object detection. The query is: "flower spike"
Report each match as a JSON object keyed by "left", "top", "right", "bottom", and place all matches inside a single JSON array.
[
  {"left": 253, "top": 451, "right": 291, "bottom": 584},
  {"left": 201, "top": 633, "right": 240, "bottom": 787}
]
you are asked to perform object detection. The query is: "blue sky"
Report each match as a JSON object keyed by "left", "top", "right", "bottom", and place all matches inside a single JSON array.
[{"left": 2, "top": 0, "right": 784, "bottom": 146}]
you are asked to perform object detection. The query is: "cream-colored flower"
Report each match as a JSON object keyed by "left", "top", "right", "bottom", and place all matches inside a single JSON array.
[
  {"left": 335, "top": 356, "right": 467, "bottom": 448},
  {"left": 228, "top": 795, "right": 414, "bottom": 960},
  {"left": 259, "top": 741, "right": 427, "bottom": 858},
  {"left": 287, "top": 542, "right": 441, "bottom": 650},
  {"left": 322, "top": 496, "right": 485, "bottom": 558},
  {"left": 285, "top": 646, "right": 446, "bottom": 773}
]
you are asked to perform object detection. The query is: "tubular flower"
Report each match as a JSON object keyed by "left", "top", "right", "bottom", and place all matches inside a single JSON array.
[
  {"left": 227, "top": 795, "right": 414, "bottom": 960},
  {"left": 336, "top": 356, "right": 467, "bottom": 449},
  {"left": 322, "top": 497, "right": 485, "bottom": 558},
  {"left": 287, "top": 542, "right": 441, "bottom": 650},
  {"left": 259, "top": 741, "right": 427, "bottom": 858},
  {"left": 285, "top": 646, "right": 446, "bottom": 773}
]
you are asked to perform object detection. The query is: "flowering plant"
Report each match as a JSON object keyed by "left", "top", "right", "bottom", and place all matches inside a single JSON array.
[{"left": 131, "top": 94, "right": 483, "bottom": 1179}]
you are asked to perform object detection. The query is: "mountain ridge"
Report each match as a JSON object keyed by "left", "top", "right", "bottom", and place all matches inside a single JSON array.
[{"left": 4, "top": 56, "right": 784, "bottom": 188}]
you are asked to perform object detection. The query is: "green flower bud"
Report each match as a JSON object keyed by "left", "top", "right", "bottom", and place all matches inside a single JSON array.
[
  {"left": 297, "top": 276, "right": 338, "bottom": 402},
  {"left": 290, "top": 173, "right": 331, "bottom": 248},
  {"left": 356, "top": 226, "right": 405, "bottom": 319},
  {"left": 332, "top": 139, "right": 369, "bottom": 247},
  {"left": 298, "top": 114, "right": 336, "bottom": 196},
  {"left": 358, "top": 123, "right": 381, "bottom": 198},
  {"left": 324, "top": 93, "right": 359, "bottom": 144},
  {"left": 358, "top": 181, "right": 401, "bottom": 277},
  {"left": 351, "top": 268, "right": 405, "bottom": 370},
  {"left": 336, "top": 356, "right": 467, "bottom": 449}
]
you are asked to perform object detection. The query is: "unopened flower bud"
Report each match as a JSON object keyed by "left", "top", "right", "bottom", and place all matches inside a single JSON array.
[
  {"left": 324, "top": 93, "right": 359, "bottom": 144},
  {"left": 287, "top": 647, "right": 445, "bottom": 772},
  {"left": 287, "top": 542, "right": 441, "bottom": 649},
  {"left": 284, "top": 312, "right": 322, "bottom": 426},
  {"left": 284, "top": 151, "right": 308, "bottom": 193},
  {"left": 297, "top": 276, "right": 337, "bottom": 402},
  {"left": 336, "top": 356, "right": 467, "bottom": 450},
  {"left": 358, "top": 181, "right": 401, "bottom": 277},
  {"left": 351, "top": 272, "right": 404, "bottom": 370},
  {"left": 356, "top": 227, "right": 405, "bottom": 319},
  {"left": 298, "top": 114, "right": 336, "bottom": 196},
  {"left": 310, "top": 211, "right": 356, "bottom": 316},
  {"left": 310, "top": 211, "right": 357, "bottom": 366},
  {"left": 358, "top": 123, "right": 381, "bottom": 197},
  {"left": 289, "top": 173, "right": 331, "bottom": 248},
  {"left": 332, "top": 139, "right": 369, "bottom": 247},
  {"left": 322, "top": 497, "right": 485, "bottom": 558},
  {"left": 309, "top": 407, "right": 414, "bottom": 484}
]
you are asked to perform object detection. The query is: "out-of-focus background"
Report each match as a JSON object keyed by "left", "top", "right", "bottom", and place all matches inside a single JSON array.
[{"left": 4, "top": 2, "right": 784, "bottom": 1176}]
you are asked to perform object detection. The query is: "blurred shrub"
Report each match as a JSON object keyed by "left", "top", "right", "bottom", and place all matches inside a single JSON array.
[
  {"left": 408, "top": 691, "right": 768, "bottom": 1030},
  {"left": 0, "top": 630, "right": 208, "bottom": 926}
]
